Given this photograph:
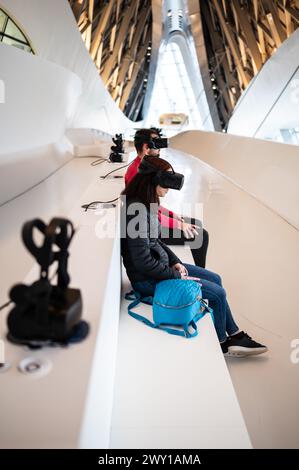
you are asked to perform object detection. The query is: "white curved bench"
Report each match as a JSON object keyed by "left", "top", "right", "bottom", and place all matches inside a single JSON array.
[
  {"left": 109, "top": 245, "right": 252, "bottom": 449},
  {"left": 0, "top": 140, "right": 126, "bottom": 449}
]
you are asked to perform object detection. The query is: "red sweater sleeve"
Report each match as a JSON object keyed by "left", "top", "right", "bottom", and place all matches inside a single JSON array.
[
  {"left": 125, "top": 156, "right": 141, "bottom": 186},
  {"left": 159, "top": 205, "right": 175, "bottom": 218},
  {"left": 158, "top": 207, "right": 181, "bottom": 229}
]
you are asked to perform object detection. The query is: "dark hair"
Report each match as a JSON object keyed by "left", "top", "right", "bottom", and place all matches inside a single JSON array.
[
  {"left": 150, "top": 127, "right": 162, "bottom": 137},
  {"left": 121, "top": 156, "right": 172, "bottom": 208},
  {"left": 134, "top": 128, "right": 158, "bottom": 153}
]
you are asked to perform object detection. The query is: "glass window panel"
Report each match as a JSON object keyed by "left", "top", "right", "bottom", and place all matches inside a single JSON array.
[
  {"left": 0, "top": 9, "right": 7, "bottom": 33},
  {"left": 0, "top": 10, "right": 33, "bottom": 53},
  {"left": 4, "top": 18, "right": 27, "bottom": 42},
  {"left": 146, "top": 41, "right": 203, "bottom": 135},
  {"left": 2, "top": 35, "right": 31, "bottom": 53}
]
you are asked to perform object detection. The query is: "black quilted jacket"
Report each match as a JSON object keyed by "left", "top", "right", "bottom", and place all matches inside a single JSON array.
[{"left": 121, "top": 198, "right": 182, "bottom": 284}]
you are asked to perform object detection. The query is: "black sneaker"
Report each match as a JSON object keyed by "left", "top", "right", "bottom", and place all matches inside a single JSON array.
[{"left": 221, "top": 332, "right": 268, "bottom": 357}]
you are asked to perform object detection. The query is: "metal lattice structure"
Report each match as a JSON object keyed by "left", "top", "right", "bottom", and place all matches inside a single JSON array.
[
  {"left": 69, "top": 1, "right": 299, "bottom": 128},
  {"left": 198, "top": 0, "right": 299, "bottom": 129},
  {"left": 69, "top": 0, "right": 153, "bottom": 121}
]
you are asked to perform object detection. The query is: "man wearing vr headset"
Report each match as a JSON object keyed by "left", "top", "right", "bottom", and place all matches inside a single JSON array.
[
  {"left": 125, "top": 128, "right": 161, "bottom": 186},
  {"left": 125, "top": 128, "right": 209, "bottom": 268}
]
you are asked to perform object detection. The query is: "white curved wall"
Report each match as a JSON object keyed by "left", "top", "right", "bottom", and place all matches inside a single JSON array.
[
  {"left": 0, "top": 43, "right": 81, "bottom": 155},
  {"left": 170, "top": 130, "right": 299, "bottom": 230},
  {"left": 0, "top": 0, "right": 136, "bottom": 205},
  {"left": 0, "top": 0, "right": 134, "bottom": 133},
  {"left": 228, "top": 29, "right": 299, "bottom": 141},
  {"left": 0, "top": 42, "right": 82, "bottom": 205}
]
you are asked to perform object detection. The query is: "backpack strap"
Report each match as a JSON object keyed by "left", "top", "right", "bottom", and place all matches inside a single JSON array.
[
  {"left": 126, "top": 291, "right": 190, "bottom": 337},
  {"left": 126, "top": 291, "right": 157, "bottom": 329},
  {"left": 157, "top": 324, "right": 194, "bottom": 338},
  {"left": 183, "top": 300, "right": 215, "bottom": 338},
  {"left": 158, "top": 310, "right": 211, "bottom": 339},
  {"left": 199, "top": 299, "right": 215, "bottom": 324},
  {"left": 125, "top": 290, "right": 153, "bottom": 305},
  {"left": 183, "top": 320, "right": 198, "bottom": 338}
]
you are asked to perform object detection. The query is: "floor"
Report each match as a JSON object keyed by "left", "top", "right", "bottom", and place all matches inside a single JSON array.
[{"left": 142, "top": 147, "right": 299, "bottom": 449}]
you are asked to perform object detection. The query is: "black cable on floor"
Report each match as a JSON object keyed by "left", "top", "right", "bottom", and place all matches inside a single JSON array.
[
  {"left": 100, "top": 161, "right": 132, "bottom": 179},
  {"left": 0, "top": 300, "right": 12, "bottom": 311},
  {"left": 91, "top": 157, "right": 108, "bottom": 166},
  {"left": 81, "top": 197, "right": 119, "bottom": 211}
]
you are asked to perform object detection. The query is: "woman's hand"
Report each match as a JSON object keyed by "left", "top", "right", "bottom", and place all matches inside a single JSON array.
[
  {"left": 181, "top": 275, "right": 201, "bottom": 282},
  {"left": 177, "top": 221, "right": 200, "bottom": 239},
  {"left": 172, "top": 263, "right": 188, "bottom": 277}
]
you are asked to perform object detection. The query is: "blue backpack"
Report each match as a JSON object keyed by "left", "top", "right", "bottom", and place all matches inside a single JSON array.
[{"left": 125, "top": 279, "right": 214, "bottom": 338}]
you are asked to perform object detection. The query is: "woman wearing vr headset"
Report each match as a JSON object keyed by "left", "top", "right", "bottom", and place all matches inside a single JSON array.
[
  {"left": 125, "top": 128, "right": 209, "bottom": 269},
  {"left": 121, "top": 156, "right": 268, "bottom": 357}
]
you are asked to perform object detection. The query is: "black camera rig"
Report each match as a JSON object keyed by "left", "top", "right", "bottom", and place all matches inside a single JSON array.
[
  {"left": 7, "top": 218, "right": 88, "bottom": 347},
  {"left": 109, "top": 133, "right": 125, "bottom": 162}
]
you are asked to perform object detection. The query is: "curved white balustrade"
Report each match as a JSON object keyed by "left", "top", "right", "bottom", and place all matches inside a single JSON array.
[
  {"left": 0, "top": 0, "right": 135, "bottom": 134},
  {"left": 166, "top": 137, "right": 299, "bottom": 449},
  {"left": 0, "top": 43, "right": 81, "bottom": 156},
  {"left": 0, "top": 43, "right": 81, "bottom": 205},
  {"left": 0, "top": 0, "right": 136, "bottom": 206},
  {"left": 0, "top": 152, "right": 125, "bottom": 448},
  {"left": 170, "top": 130, "right": 299, "bottom": 230},
  {"left": 227, "top": 29, "right": 299, "bottom": 141}
]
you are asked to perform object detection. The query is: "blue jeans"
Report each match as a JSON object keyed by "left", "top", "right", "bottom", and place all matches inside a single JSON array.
[{"left": 132, "top": 263, "right": 239, "bottom": 342}]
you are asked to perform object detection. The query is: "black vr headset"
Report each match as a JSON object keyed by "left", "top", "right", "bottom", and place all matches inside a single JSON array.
[
  {"left": 138, "top": 156, "right": 184, "bottom": 190},
  {"left": 134, "top": 131, "right": 168, "bottom": 150}
]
